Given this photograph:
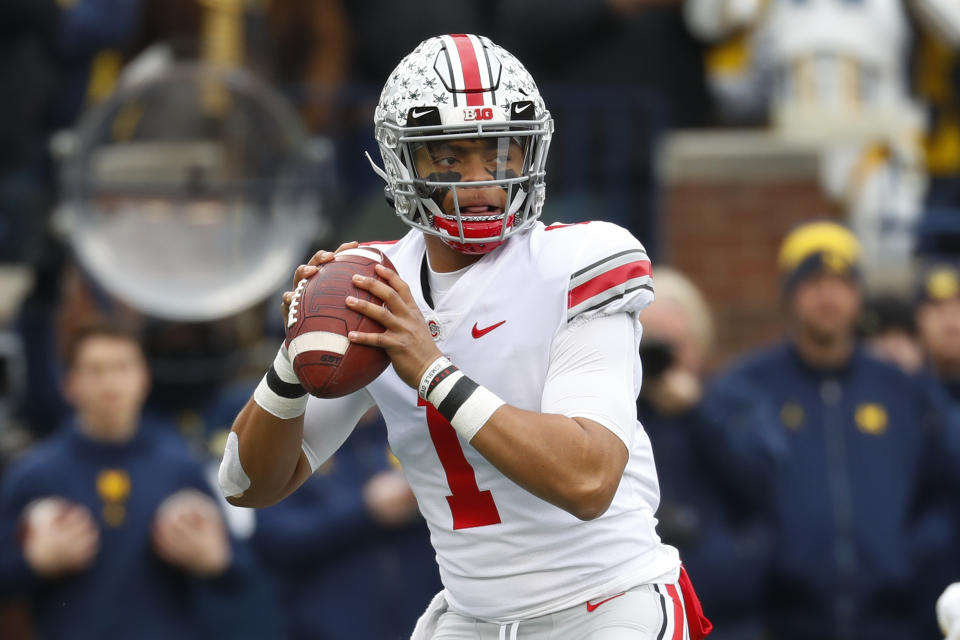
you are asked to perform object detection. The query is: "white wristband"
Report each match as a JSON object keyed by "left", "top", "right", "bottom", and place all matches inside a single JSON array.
[
  {"left": 254, "top": 345, "right": 308, "bottom": 419},
  {"left": 419, "top": 355, "right": 454, "bottom": 400},
  {"left": 449, "top": 385, "right": 505, "bottom": 442},
  {"left": 420, "top": 355, "right": 504, "bottom": 442}
]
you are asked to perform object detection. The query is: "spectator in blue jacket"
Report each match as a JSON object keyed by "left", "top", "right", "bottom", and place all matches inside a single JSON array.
[
  {"left": 916, "top": 263, "right": 960, "bottom": 406},
  {"left": 712, "top": 221, "right": 960, "bottom": 640},
  {"left": 252, "top": 409, "right": 441, "bottom": 640},
  {"left": 0, "top": 320, "right": 266, "bottom": 639},
  {"left": 638, "top": 267, "right": 778, "bottom": 640}
]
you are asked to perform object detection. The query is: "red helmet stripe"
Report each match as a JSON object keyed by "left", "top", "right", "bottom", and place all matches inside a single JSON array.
[{"left": 450, "top": 34, "right": 485, "bottom": 106}]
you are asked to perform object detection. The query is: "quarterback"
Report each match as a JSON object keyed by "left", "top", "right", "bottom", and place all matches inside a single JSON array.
[{"left": 219, "top": 34, "right": 711, "bottom": 639}]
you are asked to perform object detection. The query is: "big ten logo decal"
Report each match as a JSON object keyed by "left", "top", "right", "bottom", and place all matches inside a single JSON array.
[
  {"left": 463, "top": 107, "right": 494, "bottom": 121},
  {"left": 97, "top": 469, "right": 131, "bottom": 527}
]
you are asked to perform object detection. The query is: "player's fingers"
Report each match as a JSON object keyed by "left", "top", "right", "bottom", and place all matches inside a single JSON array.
[
  {"left": 374, "top": 264, "right": 414, "bottom": 303},
  {"left": 352, "top": 274, "right": 404, "bottom": 311},
  {"left": 293, "top": 264, "right": 318, "bottom": 287},
  {"left": 345, "top": 296, "right": 393, "bottom": 327},
  {"left": 307, "top": 249, "right": 339, "bottom": 267},
  {"left": 334, "top": 241, "right": 360, "bottom": 254},
  {"left": 347, "top": 330, "right": 393, "bottom": 349}
]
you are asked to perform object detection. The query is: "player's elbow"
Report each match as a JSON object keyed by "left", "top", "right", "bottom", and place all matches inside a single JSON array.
[
  {"left": 225, "top": 493, "right": 255, "bottom": 508},
  {"left": 225, "top": 492, "right": 275, "bottom": 509},
  {"left": 567, "top": 475, "right": 618, "bottom": 521}
]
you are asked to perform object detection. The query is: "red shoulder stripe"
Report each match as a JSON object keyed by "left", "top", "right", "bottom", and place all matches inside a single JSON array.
[
  {"left": 567, "top": 259, "right": 651, "bottom": 308},
  {"left": 544, "top": 221, "right": 591, "bottom": 231},
  {"left": 358, "top": 239, "right": 401, "bottom": 246}
]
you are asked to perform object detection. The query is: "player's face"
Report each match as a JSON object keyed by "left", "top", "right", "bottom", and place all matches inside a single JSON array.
[
  {"left": 65, "top": 336, "right": 150, "bottom": 441},
  {"left": 917, "top": 298, "right": 960, "bottom": 370},
  {"left": 790, "top": 273, "right": 862, "bottom": 343},
  {"left": 411, "top": 137, "right": 527, "bottom": 215}
]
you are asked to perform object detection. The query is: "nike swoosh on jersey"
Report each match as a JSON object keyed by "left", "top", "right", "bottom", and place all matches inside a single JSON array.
[
  {"left": 585, "top": 593, "right": 625, "bottom": 612},
  {"left": 471, "top": 320, "right": 506, "bottom": 339}
]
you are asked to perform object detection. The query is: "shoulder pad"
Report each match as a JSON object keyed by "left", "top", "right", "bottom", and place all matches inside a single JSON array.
[{"left": 540, "top": 221, "right": 653, "bottom": 322}]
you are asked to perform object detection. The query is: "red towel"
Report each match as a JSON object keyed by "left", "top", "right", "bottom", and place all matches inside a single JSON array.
[{"left": 679, "top": 565, "right": 713, "bottom": 639}]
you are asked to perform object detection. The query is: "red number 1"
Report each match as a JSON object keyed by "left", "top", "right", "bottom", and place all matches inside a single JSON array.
[{"left": 418, "top": 397, "right": 501, "bottom": 529}]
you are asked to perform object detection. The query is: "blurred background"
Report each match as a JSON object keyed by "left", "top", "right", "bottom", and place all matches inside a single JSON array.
[{"left": 0, "top": 0, "right": 959, "bottom": 638}]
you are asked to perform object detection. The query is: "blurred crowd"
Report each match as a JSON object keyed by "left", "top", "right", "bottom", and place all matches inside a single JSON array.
[{"left": 1, "top": 0, "right": 960, "bottom": 638}]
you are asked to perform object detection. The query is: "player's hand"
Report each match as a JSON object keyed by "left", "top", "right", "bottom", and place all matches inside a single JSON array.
[
  {"left": 281, "top": 241, "right": 360, "bottom": 325},
  {"left": 346, "top": 263, "right": 443, "bottom": 389},
  {"left": 152, "top": 490, "right": 231, "bottom": 578},
  {"left": 939, "top": 583, "right": 960, "bottom": 640},
  {"left": 363, "top": 470, "right": 419, "bottom": 527},
  {"left": 22, "top": 499, "right": 100, "bottom": 578}
]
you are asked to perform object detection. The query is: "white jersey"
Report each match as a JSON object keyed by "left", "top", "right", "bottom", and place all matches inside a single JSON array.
[{"left": 302, "top": 221, "right": 679, "bottom": 622}]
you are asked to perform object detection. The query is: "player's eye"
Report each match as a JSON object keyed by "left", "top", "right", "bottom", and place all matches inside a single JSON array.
[{"left": 432, "top": 156, "right": 458, "bottom": 168}]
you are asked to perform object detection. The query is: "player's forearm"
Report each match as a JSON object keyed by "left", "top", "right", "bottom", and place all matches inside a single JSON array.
[
  {"left": 224, "top": 399, "right": 309, "bottom": 508},
  {"left": 470, "top": 406, "right": 628, "bottom": 520}
]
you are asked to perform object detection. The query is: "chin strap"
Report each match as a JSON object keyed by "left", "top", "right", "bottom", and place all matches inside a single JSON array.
[
  {"left": 365, "top": 151, "right": 396, "bottom": 207},
  {"left": 365, "top": 151, "right": 389, "bottom": 182}
]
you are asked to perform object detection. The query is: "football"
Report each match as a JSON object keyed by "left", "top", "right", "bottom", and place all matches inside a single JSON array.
[{"left": 285, "top": 247, "right": 394, "bottom": 398}]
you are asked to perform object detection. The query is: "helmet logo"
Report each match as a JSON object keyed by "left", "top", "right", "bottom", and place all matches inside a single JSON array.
[{"left": 463, "top": 108, "right": 494, "bottom": 121}]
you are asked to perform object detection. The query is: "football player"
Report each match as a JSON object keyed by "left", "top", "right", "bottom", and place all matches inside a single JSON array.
[
  {"left": 219, "top": 34, "right": 711, "bottom": 639},
  {"left": 941, "top": 583, "right": 960, "bottom": 640}
]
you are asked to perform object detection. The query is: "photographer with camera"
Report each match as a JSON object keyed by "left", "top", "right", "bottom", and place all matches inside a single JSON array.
[{"left": 638, "top": 267, "right": 776, "bottom": 640}]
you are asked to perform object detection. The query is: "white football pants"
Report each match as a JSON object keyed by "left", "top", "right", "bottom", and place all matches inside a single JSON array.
[{"left": 427, "top": 582, "right": 690, "bottom": 640}]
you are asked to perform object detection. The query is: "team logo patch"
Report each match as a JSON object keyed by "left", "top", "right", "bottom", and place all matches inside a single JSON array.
[
  {"left": 97, "top": 469, "right": 131, "bottom": 527},
  {"left": 855, "top": 403, "right": 887, "bottom": 435},
  {"left": 823, "top": 252, "right": 851, "bottom": 276},
  {"left": 780, "top": 403, "right": 805, "bottom": 430},
  {"left": 427, "top": 318, "right": 442, "bottom": 341}
]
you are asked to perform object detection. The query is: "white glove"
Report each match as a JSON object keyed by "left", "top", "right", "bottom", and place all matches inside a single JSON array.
[{"left": 938, "top": 583, "right": 960, "bottom": 640}]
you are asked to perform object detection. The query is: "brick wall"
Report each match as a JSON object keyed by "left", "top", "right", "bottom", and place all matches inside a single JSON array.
[{"left": 659, "top": 132, "right": 842, "bottom": 368}]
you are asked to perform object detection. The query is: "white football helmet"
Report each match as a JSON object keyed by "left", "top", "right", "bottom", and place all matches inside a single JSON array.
[{"left": 368, "top": 34, "right": 553, "bottom": 254}]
